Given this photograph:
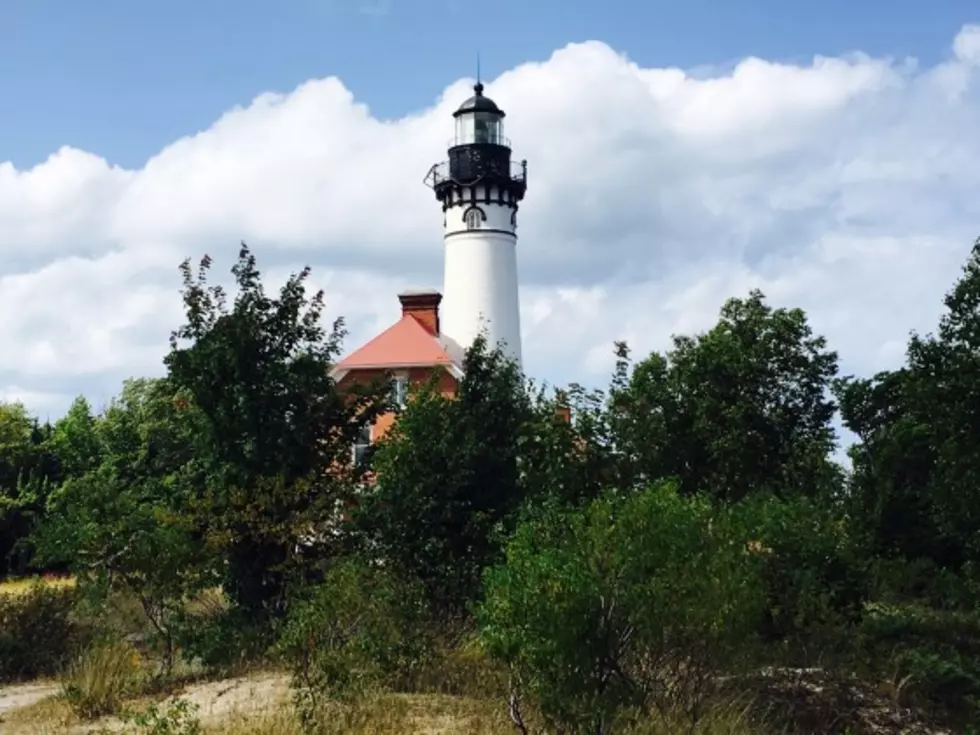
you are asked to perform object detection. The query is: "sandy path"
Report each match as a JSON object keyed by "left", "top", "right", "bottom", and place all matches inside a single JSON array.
[
  {"left": 0, "top": 683, "right": 60, "bottom": 718},
  {"left": 176, "top": 672, "right": 289, "bottom": 723}
]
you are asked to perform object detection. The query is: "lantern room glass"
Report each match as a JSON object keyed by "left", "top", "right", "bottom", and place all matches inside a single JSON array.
[{"left": 455, "top": 111, "right": 504, "bottom": 145}]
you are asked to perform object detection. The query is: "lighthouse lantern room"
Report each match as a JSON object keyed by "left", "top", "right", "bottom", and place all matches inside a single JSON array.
[{"left": 425, "top": 81, "right": 527, "bottom": 367}]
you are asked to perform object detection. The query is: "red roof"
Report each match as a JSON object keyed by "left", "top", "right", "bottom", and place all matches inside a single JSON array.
[{"left": 333, "top": 314, "right": 460, "bottom": 376}]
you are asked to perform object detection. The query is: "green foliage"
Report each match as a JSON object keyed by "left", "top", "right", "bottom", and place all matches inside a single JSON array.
[
  {"left": 164, "top": 244, "right": 388, "bottom": 621},
  {"left": 173, "top": 603, "right": 274, "bottom": 674},
  {"left": 360, "top": 335, "right": 534, "bottom": 611},
  {"left": 0, "top": 402, "right": 61, "bottom": 576},
  {"left": 859, "top": 602, "right": 980, "bottom": 720},
  {"left": 734, "top": 495, "right": 869, "bottom": 659},
  {"left": 839, "top": 240, "right": 980, "bottom": 571},
  {"left": 5, "top": 237, "right": 980, "bottom": 733},
  {"left": 36, "top": 378, "right": 213, "bottom": 675},
  {"left": 517, "top": 382, "right": 621, "bottom": 508},
  {"left": 0, "top": 581, "right": 88, "bottom": 682},
  {"left": 49, "top": 396, "right": 103, "bottom": 478},
  {"left": 120, "top": 698, "right": 203, "bottom": 735},
  {"left": 478, "top": 482, "right": 765, "bottom": 735},
  {"left": 609, "top": 291, "right": 841, "bottom": 502},
  {"left": 277, "top": 558, "right": 430, "bottom": 730}
]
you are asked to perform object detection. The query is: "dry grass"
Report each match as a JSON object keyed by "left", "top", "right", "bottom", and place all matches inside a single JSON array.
[
  {"left": 61, "top": 641, "right": 147, "bottom": 720},
  {"left": 0, "top": 576, "right": 76, "bottom": 598},
  {"left": 0, "top": 672, "right": 765, "bottom": 735}
]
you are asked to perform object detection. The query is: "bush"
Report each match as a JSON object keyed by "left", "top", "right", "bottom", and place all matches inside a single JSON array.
[
  {"left": 277, "top": 558, "right": 430, "bottom": 731},
  {"left": 478, "top": 482, "right": 765, "bottom": 735},
  {"left": 0, "top": 579, "right": 89, "bottom": 682},
  {"left": 404, "top": 625, "right": 507, "bottom": 699},
  {"left": 736, "top": 495, "right": 870, "bottom": 661},
  {"left": 62, "top": 639, "right": 146, "bottom": 719},
  {"left": 859, "top": 602, "right": 980, "bottom": 721},
  {"left": 120, "top": 698, "right": 203, "bottom": 735},
  {"left": 173, "top": 603, "right": 273, "bottom": 676}
]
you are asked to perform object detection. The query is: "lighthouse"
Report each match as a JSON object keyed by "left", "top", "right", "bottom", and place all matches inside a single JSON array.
[{"left": 424, "top": 82, "right": 527, "bottom": 367}]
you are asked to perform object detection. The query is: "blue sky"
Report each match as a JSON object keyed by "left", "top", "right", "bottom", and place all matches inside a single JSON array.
[{"left": 0, "top": 0, "right": 975, "bottom": 170}]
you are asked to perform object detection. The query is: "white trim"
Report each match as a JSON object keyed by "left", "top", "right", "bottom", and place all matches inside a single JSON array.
[{"left": 331, "top": 361, "right": 464, "bottom": 383}]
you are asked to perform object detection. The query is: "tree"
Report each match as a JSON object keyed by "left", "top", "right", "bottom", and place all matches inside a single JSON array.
[
  {"left": 517, "top": 381, "right": 623, "bottom": 509},
  {"left": 838, "top": 238, "right": 980, "bottom": 572},
  {"left": 479, "top": 481, "right": 764, "bottom": 734},
  {"left": 37, "top": 378, "right": 211, "bottom": 674},
  {"left": 0, "top": 402, "right": 60, "bottom": 576},
  {"left": 357, "top": 336, "right": 534, "bottom": 612},
  {"left": 164, "top": 243, "right": 388, "bottom": 621},
  {"left": 609, "top": 291, "right": 841, "bottom": 502},
  {"left": 49, "top": 396, "right": 102, "bottom": 480}
]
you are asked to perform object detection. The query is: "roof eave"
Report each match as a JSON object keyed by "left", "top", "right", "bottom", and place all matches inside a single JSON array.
[{"left": 331, "top": 361, "right": 464, "bottom": 383}]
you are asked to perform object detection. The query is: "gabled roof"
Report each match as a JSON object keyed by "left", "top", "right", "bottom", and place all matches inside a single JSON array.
[{"left": 331, "top": 314, "right": 463, "bottom": 382}]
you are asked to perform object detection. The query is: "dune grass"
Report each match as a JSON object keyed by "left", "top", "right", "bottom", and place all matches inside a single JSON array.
[
  {"left": 2, "top": 684, "right": 764, "bottom": 735},
  {"left": 0, "top": 575, "right": 76, "bottom": 598}
]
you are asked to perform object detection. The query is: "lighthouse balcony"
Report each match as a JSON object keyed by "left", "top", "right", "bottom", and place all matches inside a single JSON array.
[{"left": 424, "top": 156, "right": 527, "bottom": 192}]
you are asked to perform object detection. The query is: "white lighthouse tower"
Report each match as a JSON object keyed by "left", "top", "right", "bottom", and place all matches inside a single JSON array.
[{"left": 425, "top": 81, "right": 527, "bottom": 368}]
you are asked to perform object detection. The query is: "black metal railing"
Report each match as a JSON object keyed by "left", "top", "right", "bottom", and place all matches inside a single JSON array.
[{"left": 424, "top": 158, "right": 527, "bottom": 189}]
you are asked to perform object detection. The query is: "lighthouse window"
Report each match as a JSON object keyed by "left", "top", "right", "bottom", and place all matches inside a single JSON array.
[
  {"left": 465, "top": 208, "right": 483, "bottom": 230},
  {"left": 474, "top": 118, "right": 490, "bottom": 143},
  {"left": 455, "top": 112, "right": 503, "bottom": 145}
]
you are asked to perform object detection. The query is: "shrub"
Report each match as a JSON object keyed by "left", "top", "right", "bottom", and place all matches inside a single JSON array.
[
  {"left": 121, "top": 698, "right": 203, "bottom": 735},
  {"left": 0, "top": 578, "right": 88, "bottom": 682},
  {"left": 735, "top": 495, "right": 870, "bottom": 662},
  {"left": 277, "top": 557, "right": 430, "bottom": 731},
  {"left": 62, "top": 639, "right": 146, "bottom": 719},
  {"left": 478, "top": 482, "right": 765, "bottom": 735},
  {"left": 173, "top": 603, "right": 273, "bottom": 676},
  {"left": 859, "top": 602, "right": 980, "bottom": 721},
  {"left": 400, "top": 619, "right": 507, "bottom": 699}
]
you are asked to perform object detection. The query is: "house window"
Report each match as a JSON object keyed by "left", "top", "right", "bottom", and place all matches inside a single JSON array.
[
  {"left": 391, "top": 374, "right": 409, "bottom": 408},
  {"left": 353, "top": 423, "right": 372, "bottom": 465},
  {"left": 464, "top": 207, "right": 483, "bottom": 230}
]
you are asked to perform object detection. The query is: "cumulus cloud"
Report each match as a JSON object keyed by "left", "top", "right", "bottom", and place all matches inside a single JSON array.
[{"left": 2, "top": 24, "right": 980, "bottom": 452}]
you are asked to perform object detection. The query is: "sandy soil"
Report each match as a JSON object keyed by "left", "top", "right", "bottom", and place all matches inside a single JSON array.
[
  {"left": 173, "top": 671, "right": 289, "bottom": 723},
  {"left": 0, "top": 683, "right": 61, "bottom": 718},
  {"left": 0, "top": 673, "right": 291, "bottom": 733}
]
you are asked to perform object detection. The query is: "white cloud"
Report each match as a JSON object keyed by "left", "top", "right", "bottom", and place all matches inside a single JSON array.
[{"left": 2, "top": 24, "right": 980, "bottom": 453}]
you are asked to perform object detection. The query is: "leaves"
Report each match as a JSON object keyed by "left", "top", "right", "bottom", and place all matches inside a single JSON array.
[
  {"left": 163, "top": 243, "right": 388, "bottom": 619},
  {"left": 839, "top": 238, "right": 980, "bottom": 570},
  {"left": 609, "top": 290, "right": 841, "bottom": 502},
  {"left": 358, "top": 336, "right": 534, "bottom": 611}
]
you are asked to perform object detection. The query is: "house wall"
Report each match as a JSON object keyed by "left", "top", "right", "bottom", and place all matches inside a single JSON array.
[{"left": 337, "top": 365, "right": 459, "bottom": 442}]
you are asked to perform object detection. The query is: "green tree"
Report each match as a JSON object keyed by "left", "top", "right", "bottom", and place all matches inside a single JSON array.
[
  {"left": 0, "top": 402, "right": 60, "bottom": 576},
  {"left": 517, "top": 382, "right": 622, "bottom": 509},
  {"left": 358, "top": 336, "right": 533, "bottom": 612},
  {"left": 610, "top": 291, "right": 841, "bottom": 502},
  {"left": 164, "top": 244, "right": 388, "bottom": 622},
  {"left": 37, "top": 378, "right": 210, "bottom": 673},
  {"left": 838, "top": 238, "right": 980, "bottom": 572},
  {"left": 49, "top": 396, "right": 102, "bottom": 479},
  {"left": 479, "top": 482, "right": 764, "bottom": 734}
]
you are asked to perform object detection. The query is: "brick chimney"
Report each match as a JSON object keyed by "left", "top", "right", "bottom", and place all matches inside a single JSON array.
[{"left": 398, "top": 290, "right": 442, "bottom": 336}]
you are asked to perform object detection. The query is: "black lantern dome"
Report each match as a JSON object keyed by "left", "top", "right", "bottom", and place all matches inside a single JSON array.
[
  {"left": 424, "top": 82, "right": 527, "bottom": 207},
  {"left": 454, "top": 82, "right": 503, "bottom": 117}
]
